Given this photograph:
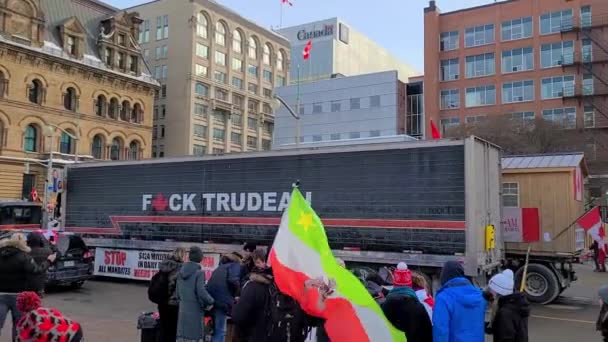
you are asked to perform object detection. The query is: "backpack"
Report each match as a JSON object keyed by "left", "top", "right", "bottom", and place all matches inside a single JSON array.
[
  {"left": 265, "top": 282, "right": 310, "bottom": 341},
  {"left": 148, "top": 271, "right": 170, "bottom": 305}
]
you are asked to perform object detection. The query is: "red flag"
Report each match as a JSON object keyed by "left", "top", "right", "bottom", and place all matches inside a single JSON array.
[
  {"left": 303, "top": 40, "right": 312, "bottom": 60},
  {"left": 281, "top": 0, "right": 293, "bottom": 6},
  {"left": 578, "top": 206, "right": 605, "bottom": 251},
  {"left": 430, "top": 119, "right": 441, "bottom": 140},
  {"left": 31, "top": 188, "right": 39, "bottom": 202}
]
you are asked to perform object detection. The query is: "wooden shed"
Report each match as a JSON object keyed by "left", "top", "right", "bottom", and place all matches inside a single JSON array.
[{"left": 502, "top": 153, "right": 588, "bottom": 256}]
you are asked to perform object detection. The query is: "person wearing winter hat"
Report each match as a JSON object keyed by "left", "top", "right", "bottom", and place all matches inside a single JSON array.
[
  {"left": 597, "top": 285, "right": 608, "bottom": 341},
  {"left": 486, "top": 269, "right": 530, "bottom": 342},
  {"left": 433, "top": 260, "right": 486, "bottom": 342},
  {"left": 381, "top": 262, "right": 432, "bottom": 342},
  {"left": 15, "top": 291, "right": 83, "bottom": 342}
]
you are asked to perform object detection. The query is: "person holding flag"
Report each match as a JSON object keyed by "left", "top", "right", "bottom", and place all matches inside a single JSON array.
[{"left": 578, "top": 207, "right": 606, "bottom": 272}]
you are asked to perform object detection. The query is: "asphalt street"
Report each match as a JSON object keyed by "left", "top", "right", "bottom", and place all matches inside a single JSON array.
[{"left": 0, "top": 263, "right": 605, "bottom": 342}]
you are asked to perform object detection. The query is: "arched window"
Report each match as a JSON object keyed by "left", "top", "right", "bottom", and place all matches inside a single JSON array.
[
  {"left": 108, "top": 98, "right": 119, "bottom": 119},
  {"left": 91, "top": 135, "right": 104, "bottom": 159},
  {"left": 263, "top": 44, "right": 271, "bottom": 65},
  {"left": 24, "top": 125, "right": 37, "bottom": 152},
  {"left": 233, "top": 30, "right": 243, "bottom": 53},
  {"left": 129, "top": 141, "right": 140, "bottom": 160},
  {"left": 248, "top": 37, "right": 258, "bottom": 60},
  {"left": 215, "top": 21, "right": 226, "bottom": 46},
  {"left": 120, "top": 100, "right": 130, "bottom": 121},
  {"left": 277, "top": 50, "right": 285, "bottom": 71},
  {"left": 0, "top": 71, "right": 7, "bottom": 98},
  {"left": 95, "top": 95, "right": 107, "bottom": 116},
  {"left": 59, "top": 131, "right": 73, "bottom": 154},
  {"left": 132, "top": 103, "right": 142, "bottom": 123},
  {"left": 197, "top": 12, "right": 208, "bottom": 38},
  {"left": 28, "top": 79, "right": 43, "bottom": 104},
  {"left": 64, "top": 87, "right": 77, "bottom": 111},
  {"left": 110, "top": 138, "right": 122, "bottom": 161}
]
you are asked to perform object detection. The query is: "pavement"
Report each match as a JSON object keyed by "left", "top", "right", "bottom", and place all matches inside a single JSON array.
[{"left": 0, "top": 263, "right": 606, "bottom": 342}]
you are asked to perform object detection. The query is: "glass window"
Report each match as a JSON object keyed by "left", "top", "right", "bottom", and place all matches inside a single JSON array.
[
  {"left": 581, "top": 6, "right": 592, "bottom": 28},
  {"left": 194, "top": 124, "right": 207, "bottom": 138},
  {"left": 540, "top": 9, "right": 573, "bottom": 34},
  {"left": 440, "top": 31, "right": 459, "bottom": 51},
  {"left": 501, "top": 47, "right": 534, "bottom": 73},
  {"left": 156, "top": 16, "right": 162, "bottom": 40},
  {"left": 584, "top": 105, "right": 595, "bottom": 128},
  {"left": 277, "top": 50, "right": 285, "bottom": 71},
  {"left": 263, "top": 44, "right": 272, "bottom": 65},
  {"left": 465, "top": 24, "right": 494, "bottom": 47},
  {"left": 214, "top": 70, "right": 227, "bottom": 84},
  {"left": 541, "top": 75, "right": 575, "bottom": 99},
  {"left": 215, "top": 88, "right": 228, "bottom": 101},
  {"left": 501, "top": 17, "right": 533, "bottom": 41},
  {"left": 546, "top": 41, "right": 575, "bottom": 68},
  {"left": 92, "top": 135, "right": 103, "bottom": 159},
  {"left": 263, "top": 70, "right": 273, "bottom": 83},
  {"left": 441, "top": 58, "right": 459, "bottom": 81},
  {"left": 440, "top": 117, "right": 460, "bottom": 135},
  {"left": 194, "top": 103, "right": 208, "bottom": 117},
  {"left": 213, "top": 128, "right": 225, "bottom": 141},
  {"left": 263, "top": 88, "right": 272, "bottom": 99},
  {"left": 313, "top": 103, "right": 323, "bottom": 113},
  {"left": 248, "top": 64, "right": 258, "bottom": 77},
  {"left": 233, "top": 30, "right": 243, "bottom": 53},
  {"left": 350, "top": 98, "right": 360, "bottom": 110},
  {"left": 59, "top": 132, "right": 73, "bottom": 154},
  {"left": 232, "top": 77, "right": 243, "bottom": 89},
  {"left": 465, "top": 85, "right": 496, "bottom": 107},
  {"left": 248, "top": 117, "right": 258, "bottom": 130},
  {"left": 465, "top": 53, "right": 495, "bottom": 78},
  {"left": 511, "top": 112, "right": 535, "bottom": 125},
  {"left": 24, "top": 125, "right": 37, "bottom": 152},
  {"left": 331, "top": 101, "right": 341, "bottom": 112},
  {"left": 465, "top": 115, "right": 486, "bottom": 124},
  {"left": 582, "top": 39, "right": 593, "bottom": 63},
  {"left": 193, "top": 144, "right": 205, "bottom": 156},
  {"left": 139, "top": 20, "right": 150, "bottom": 43},
  {"left": 215, "top": 22, "right": 226, "bottom": 46},
  {"left": 110, "top": 138, "right": 122, "bottom": 160},
  {"left": 276, "top": 75, "right": 286, "bottom": 87},
  {"left": 370, "top": 130, "right": 381, "bottom": 137},
  {"left": 232, "top": 58, "right": 243, "bottom": 71},
  {"left": 583, "top": 74, "right": 594, "bottom": 95},
  {"left": 313, "top": 135, "right": 322, "bottom": 142},
  {"left": 249, "top": 37, "right": 258, "bottom": 60},
  {"left": 195, "top": 64, "right": 207, "bottom": 77},
  {"left": 502, "top": 183, "right": 519, "bottom": 207},
  {"left": 162, "top": 65, "right": 167, "bottom": 78},
  {"left": 196, "top": 43, "right": 209, "bottom": 58},
  {"left": 349, "top": 132, "right": 361, "bottom": 139},
  {"left": 247, "top": 83, "right": 258, "bottom": 95},
  {"left": 440, "top": 89, "right": 460, "bottom": 109},
  {"left": 231, "top": 132, "right": 242, "bottom": 144},
  {"left": 370, "top": 95, "right": 381, "bottom": 108},
  {"left": 247, "top": 136, "right": 257, "bottom": 148},
  {"left": 330, "top": 133, "right": 341, "bottom": 141},
  {"left": 502, "top": 80, "right": 534, "bottom": 103},
  {"left": 542, "top": 107, "right": 576, "bottom": 128},
  {"left": 195, "top": 82, "right": 209, "bottom": 96},
  {"left": 162, "top": 15, "right": 169, "bottom": 39},
  {"left": 215, "top": 51, "right": 226, "bottom": 66},
  {"left": 197, "top": 12, "right": 208, "bottom": 38},
  {"left": 67, "top": 35, "right": 76, "bottom": 55}
]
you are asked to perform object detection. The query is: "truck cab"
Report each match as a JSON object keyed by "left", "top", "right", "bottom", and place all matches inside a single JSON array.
[{"left": 0, "top": 202, "right": 42, "bottom": 231}]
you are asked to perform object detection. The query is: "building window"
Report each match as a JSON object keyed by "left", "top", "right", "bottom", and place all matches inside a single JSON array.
[
  {"left": 440, "top": 89, "right": 460, "bottom": 109},
  {"left": 542, "top": 107, "right": 576, "bottom": 128},
  {"left": 232, "top": 77, "right": 243, "bottom": 89},
  {"left": 540, "top": 9, "right": 573, "bottom": 34},
  {"left": 155, "top": 66, "right": 162, "bottom": 79},
  {"left": 248, "top": 64, "right": 259, "bottom": 77},
  {"left": 248, "top": 83, "right": 258, "bottom": 95},
  {"left": 63, "top": 87, "right": 77, "bottom": 111},
  {"left": 194, "top": 124, "right": 207, "bottom": 138},
  {"left": 152, "top": 146, "right": 157, "bottom": 158},
  {"left": 440, "top": 58, "right": 459, "bottom": 81},
  {"left": 248, "top": 117, "right": 258, "bottom": 130},
  {"left": 313, "top": 135, "right": 322, "bottom": 142},
  {"left": 160, "top": 105, "right": 166, "bottom": 119},
  {"left": 465, "top": 53, "right": 495, "bottom": 78},
  {"left": 215, "top": 21, "right": 226, "bottom": 46},
  {"left": 248, "top": 37, "right": 258, "bottom": 60},
  {"left": 163, "top": 15, "right": 169, "bottom": 38},
  {"left": 129, "top": 56, "right": 138, "bottom": 73},
  {"left": 369, "top": 130, "right": 381, "bottom": 137},
  {"left": 313, "top": 102, "right": 323, "bottom": 113},
  {"left": 66, "top": 35, "right": 77, "bottom": 55},
  {"left": 213, "top": 128, "right": 225, "bottom": 141},
  {"left": 440, "top": 117, "right": 460, "bottom": 135},
  {"left": 465, "top": 24, "right": 494, "bottom": 48},
  {"left": 195, "top": 82, "right": 209, "bottom": 96},
  {"left": 276, "top": 75, "right": 286, "bottom": 87},
  {"left": 232, "top": 112, "right": 243, "bottom": 125},
  {"left": 196, "top": 43, "right": 209, "bottom": 58},
  {"left": 155, "top": 45, "right": 168, "bottom": 60},
  {"left": 330, "top": 133, "right": 341, "bottom": 141},
  {"left": 117, "top": 52, "right": 125, "bottom": 69},
  {"left": 263, "top": 44, "right": 271, "bottom": 65},
  {"left": 92, "top": 135, "right": 103, "bottom": 159},
  {"left": 540, "top": 41, "right": 574, "bottom": 68},
  {"left": 132, "top": 103, "right": 143, "bottom": 123},
  {"left": 502, "top": 80, "right": 534, "bottom": 103},
  {"left": 194, "top": 103, "right": 208, "bottom": 117},
  {"left": 195, "top": 64, "right": 207, "bottom": 77},
  {"left": 197, "top": 12, "right": 208, "bottom": 38},
  {"left": 161, "top": 84, "right": 167, "bottom": 98},
  {"left": 162, "top": 65, "right": 168, "bottom": 79},
  {"left": 247, "top": 136, "right": 257, "bottom": 148},
  {"left": 511, "top": 112, "right": 535, "bottom": 125},
  {"left": 501, "top": 47, "right": 534, "bottom": 73},
  {"left": 143, "top": 49, "right": 149, "bottom": 60},
  {"left": 263, "top": 121, "right": 273, "bottom": 134},
  {"left": 263, "top": 70, "right": 273, "bottom": 83},
  {"left": 581, "top": 6, "right": 592, "bottom": 28},
  {"left": 120, "top": 100, "right": 130, "bottom": 121},
  {"left": 110, "top": 138, "right": 122, "bottom": 160},
  {"left": 23, "top": 125, "right": 37, "bottom": 152},
  {"left": 331, "top": 101, "right": 341, "bottom": 112},
  {"left": 193, "top": 144, "right": 205, "bottom": 156},
  {"left": 262, "top": 140, "right": 271, "bottom": 151},
  {"left": 541, "top": 75, "right": 575, "bottom": 99},
  {"left": 95, "top": 95, "right": 106, "bottom": 116},
  {"left": 233, "top": 30, "right": 243, "bottom": 53},
  {"left": 501, "top": 17, "right": 532, "bottom": 41},
  {"left": 263, "top": 88, "right": 272, "bottom": 99},
  {"left": 231, "top": 132, "right": 242, "bottom": 145},
  {"left": 277, "top": 50, "right": 285, "bottom": 71},
  {"left": 159, "top": 125, "right": 165, "bottom": 138},
  {"left": 158, "top": 145, "right": 164, "bottom": 158},
  {"left": 232, "top": 58, "right": 243, "bottom": 72},
  {"left": 212, "top": 148, "right": 224, "bottom": 154},
  {"left": 349, "top": 132, "right": 361, "bottom": 139},
  {"left": 28, "top": 79, "right": 43, "bottom": 104},
  {"left": 108, "top": 98, "right": 119, "bottom": 119},
  {"left": 248, "top": 100, "right": 258, "bottom": 113},
  {"left": 582, "top": 39, "right": 593, "bottom": 63},
  {"left": 129, "top": 141, "right": 140, "bottom": 160},
  {"left": 118, "top": 33, "right": 126, "bottom": 47},
  {"left": 153, "top": 106, "right": 159, "bottom": 120},
  {"left": 370, "top": 95, "right": 381, "bottom": 108},
  {"left": 502, "top": 183, "right": 519, "bottom": 207},
  {"left": 215, "top": 51, "right": 226, "bottom": 66},
  {"left": 105, "top": 48, "right": 113, "bottom": 66},
  {"left": 156, "top": 15, "right": 167, "bottom": 40},
  {"left": 350, "top": 98, "right": 360, "bottom": 110},
  {"left": 214, "top": 70, "right": 227, "bottom": 84},
  {"left": 215, "top": 88, "right": 228, "bottom": 101},
  {"left": 139, "top": 20, "right": 150, "bottom": 43},
  {"left": 584, "top": 105, "right": 595, "bottom": 128},
  {"left": 583, "top": 74, "right": 594, "bottom": 95},
  {"left": 440, "top": 31, "right": 459, "bottom": 51},
  {"left": 465, "top": 115, "right": 485, "bottom": 125},
  {"left": 465, "top": 85, "right": 496, "bottom": 107}
]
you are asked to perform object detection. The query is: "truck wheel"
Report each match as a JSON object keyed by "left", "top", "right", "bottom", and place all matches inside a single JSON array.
[{"left": 516, "top": 264, "right": 560, "bottom": 304}]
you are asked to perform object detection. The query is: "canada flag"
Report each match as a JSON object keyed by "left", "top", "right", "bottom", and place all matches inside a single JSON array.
[
  {"left": 303, "top": 40, "right": 312, "bottom": 60},
  {"left": 578, "top": 206, "right": 605, "bottom": 251}
]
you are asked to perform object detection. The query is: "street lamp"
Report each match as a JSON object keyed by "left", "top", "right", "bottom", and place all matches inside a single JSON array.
[{"left": 272, "top": 94, "right": 301, "bottom": 146}]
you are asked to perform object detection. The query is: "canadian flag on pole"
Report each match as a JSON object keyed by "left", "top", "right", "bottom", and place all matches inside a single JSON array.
[
  {"left": 578, "top": 206, "right": 605, "bottom": 251},
  {"left": 281, "top": 0, "right": 293, "bottom": 6},
  {"left": 430, "top": 119, "right": 441, "bottom": 140},
  {"left": 303, "top": 40, "right": 312, "bottom": 60}
]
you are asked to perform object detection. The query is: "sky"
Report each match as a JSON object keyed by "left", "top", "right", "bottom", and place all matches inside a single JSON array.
[{"left": 105, "top": 0, "right": 495, "bottom": 73}]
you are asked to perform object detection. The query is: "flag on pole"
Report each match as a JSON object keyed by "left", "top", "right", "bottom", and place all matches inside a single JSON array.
[
  {"left": 303, "top": 40, "right": 312, "bottom": 60},
  {"left": 281, "top": 0, "right": 293, "bottom": 6},
  {"left": 577, "top": 206, "right": 605, "bottom": 251},
  {"left": 268, "top": 188, "right": 405, "bottom": 342},
  {"left": 30, "top": 188, "right": 39, "bottom": 202},
  {"left": 430, "top": 119, "right": 441, "bottom": 140}
]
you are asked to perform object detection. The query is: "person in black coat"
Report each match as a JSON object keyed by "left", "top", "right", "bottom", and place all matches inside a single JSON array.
[
  {"left": 0, "top": 233, "right": 56, "bottom": 341},
  {"left": 231, "top": 267, "right": 273, "bottom": 342},
  {"left": 156, "top": 247, "right": 186, "bottom": 342},
  {"left": 597, "top": 285, "right": 608, "bottom": 341},
  {"left": 486, "top": 270, "right": 530, "bottom": 342},
  {"left": 26, "top": 232, "right": 54, "bottom": 294}
]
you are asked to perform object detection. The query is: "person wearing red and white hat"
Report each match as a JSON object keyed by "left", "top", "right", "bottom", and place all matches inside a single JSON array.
[{"left": 381, "top": 262, "right": 432, "bottom": 342}]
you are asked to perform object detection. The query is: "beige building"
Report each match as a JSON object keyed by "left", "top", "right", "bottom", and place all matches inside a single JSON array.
[
  {"left": 0, "top": 0, "right": 157, "bottom": 201},
  {"left": 131, "top": 0, "right": 290, "bottom": 157}
]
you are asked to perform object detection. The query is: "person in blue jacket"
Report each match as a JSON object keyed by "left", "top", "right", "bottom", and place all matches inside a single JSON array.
[
  {"left": 206, "top": 251, "right": 243, "bottom": 342},
  {"left": 433, "top": 261, "right": 487, "bottom": 342}
]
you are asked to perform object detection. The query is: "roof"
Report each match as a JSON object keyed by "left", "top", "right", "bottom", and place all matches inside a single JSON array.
[
  {"left": 502, "top": 153, "right": 585, "bottom": 170},
  {"left": 437, "top": 0, "right": 518, "bottom": 16}
]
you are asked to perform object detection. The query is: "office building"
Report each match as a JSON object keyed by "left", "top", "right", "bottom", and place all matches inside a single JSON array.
[
  {"left": 131, "top": 0, "right": 290, "bottom": 157},
  {"left": 0, "top": 0, "right": 157, "bottom": 200},
  {"left": 273, "top": 71, "right": 408, "bottom": 147},
  {"left": 278, "top": 18, "right": 418, "bottom": 83}
]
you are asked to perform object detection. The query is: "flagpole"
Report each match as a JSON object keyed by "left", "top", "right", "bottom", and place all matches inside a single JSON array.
[
  {"left": 279, "top": 1, "right": 283, "bottom": 28},
  {"left": 296, "top": 64, "right": 301, "bottom": 147}
]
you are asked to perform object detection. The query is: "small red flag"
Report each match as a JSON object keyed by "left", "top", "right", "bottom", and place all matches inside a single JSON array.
[
  {"left": 281, "top": 0, "right": 293, "bottom": 6},
  {"left": 578, "top": 206, "right": 605, "bottom": 251},
  {"left": 303, "top": 40, "right": 312, "bottom": 60},
  {"left": 31, "top": 188, "right": 39, "bottom": 202},
  {"left": 430, "top": 119, "right": 441, "bottom": 140}
]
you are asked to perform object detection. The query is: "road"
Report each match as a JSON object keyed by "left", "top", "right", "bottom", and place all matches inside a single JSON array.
[{"left": 0, "top": 263, "right": 605, "bottom": 342}]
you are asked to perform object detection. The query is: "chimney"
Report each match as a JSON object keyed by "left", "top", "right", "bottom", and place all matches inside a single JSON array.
[{"left": 425, "top": 1, "right": 437, "bottom": 13}]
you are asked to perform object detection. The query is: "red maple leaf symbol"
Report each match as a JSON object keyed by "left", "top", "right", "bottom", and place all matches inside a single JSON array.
[{"left": 152, "top": 194, "right": 169, "bottom": 211}]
